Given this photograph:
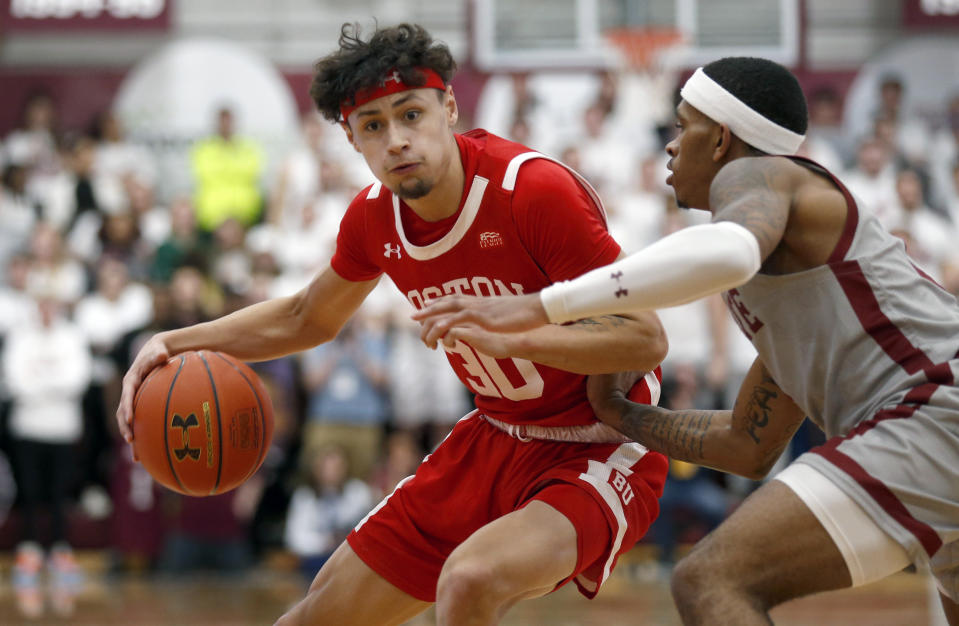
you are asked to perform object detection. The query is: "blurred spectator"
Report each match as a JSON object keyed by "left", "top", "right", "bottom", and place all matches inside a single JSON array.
[
  {"left": 89, "top": 109, "right": 157, "bottom": 194},
  {"left": 4, "top": 90, "right": 60, "bottom": 178},
  {"left": 210, "top": 217, "right": 253, "bottom": 296},
  {"left": 25, "top": 221, "right": 86, "bottom": 306},
  {"left": 475, "top": 72, "right": 540, "bottom": 143},
  {"left": 271, "top": 198, "right": 335, "bottom": 285},
  {"left": 267, "top": 155, "right": 358, "bottom": 287},
  {"left": 930, "top": 94, "right": 959, "bottom": 213},
  {"left": 840, "top": 137, "right": 899, "bottom": 228},
  {"left": 268, "top": 111, "right": 326, "bottom": 232},
  {"left": 798, "top": 86, "right": 847, "bottom": 171},
  {"left": 386, "top": 307, "right": 471, "bottom": 453},
  {"left": 284, "top": 444, "right": 373, "bottom": 580},
  {"left": 607, "top": 154, "right": 672, "bottom": 254},
  {"left": 158, "top": 490, "right": 254, "bottom": 574},
  {"left": 871, "top": 73, "right": 931, "bottom": 168},
  {"left": 2, "top": 294, "right": 92, "bottom": 592},
  {"left": 0, "top": 254, "right": 36, "bottom": 342},
  {"left": 190, "top": 106, "right": 264, "bottom": 232},
  {"left": 576, "top": 103, "right": 639, "bottom": 196},
  {"left": 887, "top": 168, "right": 957, "bottom": 279},
  {"left": 149, "top": 196, "right": 209, "bottom": 283},
  {"left": 647, "top": 460, "right": 727, "bottom": 575},
  {"left": 41, "top": 134, "right": 126, "bottom": 241},
  {"left": 107, "top": 439, "right": 166, "bottom": 574},
  {"left": 166, "top": 264, "right": 224, "bottom": 328},
  {"left": 368, "top": 430, "right": 423, "bottom": 500},
  {"left": 97, "top": 210, "right": 153, "bottom": 281},
  {"left": 949, "top": 161, "right": 959, "bottom": 225},
  {"left": 474, "top": 71, "right": 571, "bottom": 153},
  {"left": 0, "top": 164, "right": 40, "bottom": 276},
  {"left": 872, "top": 113, "right": 914, "bottom": 175},
  {"left": 74, "top": 256, "right": 153, "bottom": 487},
  {"left": 300, "top": 314, "right": 390, "bottom": 481}
]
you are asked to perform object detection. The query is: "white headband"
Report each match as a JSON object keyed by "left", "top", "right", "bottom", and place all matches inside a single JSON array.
[{"left": 680, "top": 67, "right": 805, "bottom": 155}]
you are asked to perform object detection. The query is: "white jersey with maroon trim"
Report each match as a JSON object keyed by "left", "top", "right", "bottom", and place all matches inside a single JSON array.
[
  {"left": 725, "top": 156, "right": 959, "bottom": 437},
  {"left": 726, "top": 155, "right": 959, "bottom": 588}
]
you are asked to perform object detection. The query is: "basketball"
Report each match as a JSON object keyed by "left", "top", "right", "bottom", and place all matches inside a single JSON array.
[{"left": 131, "top": 350, "right": 274, "bottom": 496}]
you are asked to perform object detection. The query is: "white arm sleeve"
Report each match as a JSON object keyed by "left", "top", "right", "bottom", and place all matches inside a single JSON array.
[{"left": 540, "top": 221, "right": 762, "bottom": 324}]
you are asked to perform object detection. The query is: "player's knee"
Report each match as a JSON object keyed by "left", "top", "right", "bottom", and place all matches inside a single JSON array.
[
  {"left": 273, "top": 606, "right": 298, "bottom": 626},
  {"left": 671, "top": 547, "right": 720, "bottom": 606},
  {"left": 437, "top": 556, "right": 503, "bottom": 610}
]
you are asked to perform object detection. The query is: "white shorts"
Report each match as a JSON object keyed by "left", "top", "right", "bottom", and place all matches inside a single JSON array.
[{"left": 775, "top": 462, "right": 911, "bottom": 587}]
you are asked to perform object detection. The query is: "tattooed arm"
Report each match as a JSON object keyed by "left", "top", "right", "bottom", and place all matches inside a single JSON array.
[
  {"left": 588, "top": 357, "right": 806, "bottom": 479},
  {"left": 435, "top": 311, "right": 667, "bottom": 375},
  {"left": 709, "top": 156, "right": 795, "bottom": 261}
]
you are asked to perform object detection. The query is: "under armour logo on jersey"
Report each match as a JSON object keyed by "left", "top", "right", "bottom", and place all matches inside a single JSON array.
[{"left": 384, "top": 243, "right": 402, "bottom": 259}]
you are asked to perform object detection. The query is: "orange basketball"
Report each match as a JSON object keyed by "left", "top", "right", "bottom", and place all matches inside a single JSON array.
[{"left": 132, "top": 350, "right": 274, "bottom": 496}]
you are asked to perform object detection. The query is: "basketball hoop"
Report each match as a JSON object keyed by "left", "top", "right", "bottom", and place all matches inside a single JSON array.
[{"left": 605, "top": 27, "right": 685, "bottom": 74}]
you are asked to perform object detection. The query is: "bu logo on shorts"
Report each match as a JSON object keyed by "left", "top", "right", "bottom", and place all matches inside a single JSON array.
[
  {"left": 384, "top": 243, "right": 402, "bottom": 259},
  {"left": 171, "top": 413, "right": 201, "bottom": 462},
  {"left": 611, "top": 470, "right": 635, "bottom": 505}
]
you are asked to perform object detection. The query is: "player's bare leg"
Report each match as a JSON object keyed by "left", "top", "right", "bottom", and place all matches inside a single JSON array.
[
  {"left": 274, "top": 542, "right": 431, "bottom": 626},
  {"left": 435, "top": 500, "right": 580, "bottom": 626},
  {"left": 670, "top": 480, "right": 852, "bottom": 625}
]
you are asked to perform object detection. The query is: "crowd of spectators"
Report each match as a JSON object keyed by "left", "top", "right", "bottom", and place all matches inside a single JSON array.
[{"left": 1, "top": 64, "right": 958, "bottom": 604}]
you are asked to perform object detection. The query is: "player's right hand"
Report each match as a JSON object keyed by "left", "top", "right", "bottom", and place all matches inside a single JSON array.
[
  {"left": 116, "top": 333, "right": 172, "bottom": 450},
  {"left": 411, "top": 293, "right": 550, "bottom": 349}
]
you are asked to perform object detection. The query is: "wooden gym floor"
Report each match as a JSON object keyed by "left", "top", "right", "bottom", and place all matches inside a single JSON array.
[{"left": 0, "top": 550, "right": 943, "bottom": 625}]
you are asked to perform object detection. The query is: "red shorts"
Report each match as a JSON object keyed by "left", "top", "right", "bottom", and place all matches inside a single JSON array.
[{"left": 347, "top": 412, "right": 668, "bottom": 602}]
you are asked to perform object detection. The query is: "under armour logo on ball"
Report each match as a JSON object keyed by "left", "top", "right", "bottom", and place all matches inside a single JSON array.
[{"left": 384, "top": 243, "right": 402, "bottom": 259}]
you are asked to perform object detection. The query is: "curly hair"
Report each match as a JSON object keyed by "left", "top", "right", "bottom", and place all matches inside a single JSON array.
[{"left": 310, "top": 23, "right": 457, "bottom": 123}]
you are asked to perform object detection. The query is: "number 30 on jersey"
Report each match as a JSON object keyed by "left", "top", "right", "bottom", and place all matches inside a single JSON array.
[{"left": 444, "top": 341, "right": 544, "bottom": 401}]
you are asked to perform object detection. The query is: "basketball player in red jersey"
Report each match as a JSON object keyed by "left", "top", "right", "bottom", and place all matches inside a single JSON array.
[{"left": 116, "top": 23, "right": 669, "bottom": 625}]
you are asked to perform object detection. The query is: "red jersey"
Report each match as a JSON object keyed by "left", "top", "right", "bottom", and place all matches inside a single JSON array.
[{"left": 331, "top": 130, "right": 624, "bottom": 427}]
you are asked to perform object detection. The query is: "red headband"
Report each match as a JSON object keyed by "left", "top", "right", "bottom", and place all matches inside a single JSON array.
[{"left": 339, "top": 68, "right": 447, "bottom": 122}]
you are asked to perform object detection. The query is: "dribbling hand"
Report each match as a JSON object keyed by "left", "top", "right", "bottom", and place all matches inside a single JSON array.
[
  {"left": 411, "top": 293, "right": 550, "bottom": 349},
  {"left": 115, "top": 333, "right": 172, "bottom": 450}
]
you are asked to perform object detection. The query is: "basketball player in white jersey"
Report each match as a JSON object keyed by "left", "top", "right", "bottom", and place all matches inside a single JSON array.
[{"left": 414, "top": 57, "right": 959, "bottom": 624}]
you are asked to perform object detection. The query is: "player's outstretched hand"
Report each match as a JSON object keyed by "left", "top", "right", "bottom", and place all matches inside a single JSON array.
[
  {"left": 116, "top": 333, "right": 172, "bottom": 448},
  {"left": 411, "top": 293, "right": 549, "bottom": 349},
  {"left": 586, "top": 370, "right": 644, "bottom": 429}
]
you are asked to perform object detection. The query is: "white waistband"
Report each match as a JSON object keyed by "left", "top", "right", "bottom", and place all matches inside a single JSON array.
[{"left": 480, "top": 414, "right": 632, "bottom": 444}]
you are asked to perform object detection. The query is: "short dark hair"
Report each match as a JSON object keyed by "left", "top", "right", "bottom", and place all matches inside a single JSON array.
[
  {"left": 310, "top": 23, "right": 457, "bottom": 123},
  {"left": 701, "top": 57, "right": 808, "bottom": 136}
]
